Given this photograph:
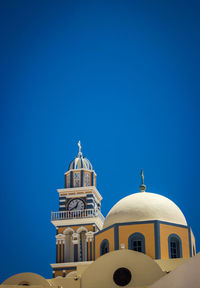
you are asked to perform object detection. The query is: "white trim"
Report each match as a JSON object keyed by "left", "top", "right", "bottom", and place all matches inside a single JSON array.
[
  {"left": 63, "top": 227, "right": 74, "bottom": 234},
  {"left": 57, "top": 186, "right": 102, "bottom": 201},
  {"left": 51, "top": 216, "right": 104, "bottom": 230},
  {"left": 87, "top": 202, "right": 95, "bottom": 206},
  {"left": 50, "top": 261, "right": 93, "bottom": 268},
  {"left": 86, "top": 197, "right": 95, "bottom": 201},
  {"left": 60, "top": 193, "right": 87, "bottom": 198},
  {"left": 56, "top": 234, "right": 65, "bottom": 240},
  {"left": 76, "top": 226, "right": 88, "bottom": 233},
  {"left": 65, "top": 168, "right": 97, "bottom": 176}
]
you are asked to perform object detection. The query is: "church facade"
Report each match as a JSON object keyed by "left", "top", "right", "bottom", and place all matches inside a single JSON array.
[
  {"left": 50, "top": 142, "right": 196, "bottom": 280},
  {"left": 1, "top": 142, "right": 197, "bottom": 288}
]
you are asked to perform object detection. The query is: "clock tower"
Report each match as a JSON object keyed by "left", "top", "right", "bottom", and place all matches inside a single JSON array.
[{"left": 51, "top": 142, "right": 104, "bottom": 277}]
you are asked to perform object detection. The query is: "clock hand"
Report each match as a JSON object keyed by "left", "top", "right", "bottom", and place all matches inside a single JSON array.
[
  {"left": 69, "top": 202, "right": 79, "bottom": 211},
  {"left": 69, "top": 204, "right": 76, "bottom": 211},
  {"left": 74, "top": 202, "right": 79, "bottom": 209}
]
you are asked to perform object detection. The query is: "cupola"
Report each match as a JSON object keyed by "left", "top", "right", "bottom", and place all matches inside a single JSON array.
[{"left": 64, "top": 141, "right": 96, "bottom": 188}]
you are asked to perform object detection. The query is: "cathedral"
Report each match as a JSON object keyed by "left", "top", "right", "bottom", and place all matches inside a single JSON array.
[{"left": 1, "top": 142, "right": 199, "bottom": 288}]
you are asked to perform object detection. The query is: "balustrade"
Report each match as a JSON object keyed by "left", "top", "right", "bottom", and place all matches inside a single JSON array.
[{"left": 51, "top": 209, "right": 104, "bottom": 222}]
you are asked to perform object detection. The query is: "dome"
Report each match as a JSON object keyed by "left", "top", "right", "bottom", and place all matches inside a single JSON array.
[
  {"left": 68, "top": 141, "right": 93, "bottom": 171},
  {"left": 68, "top": 155, "right": 93, "bottom": 170},
  {"left": 103, "top": 192, "right": 187, "bottom": 229}
]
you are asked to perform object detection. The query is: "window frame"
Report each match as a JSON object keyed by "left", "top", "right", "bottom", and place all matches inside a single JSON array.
[
  {"left": 168, "top": 233, "right": 182, "bottom": 259},
  {"left": 84, "top": 172, "right": 91, "bottom": 186},
  {"left": 100, "top": 239, "right": 110, "bottom": 256},
  {"left": 73, "top": 172, "right": 80, "bottom": 187},
  {"left": 128, "top": 232, "right": 145, "bottom": 254}
]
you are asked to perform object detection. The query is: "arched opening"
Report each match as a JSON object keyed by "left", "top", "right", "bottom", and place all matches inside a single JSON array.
[
  {"left": 79, "top": 231, "right": 87, "bottom": 261},
  {"left": 168, "top": 234, "right": 182, "bottom": 258},
  {"left": 128, "top": 232, "right": 145, "bottom": 253},
  {"left": 64, "top": 229, "right": 74, "bottom": 262},
  {"left": 77, "top": 227, "right": 88, "bottom": 262},
  {"left": 100, "top": 239, "right": 109, "bottom": 256}
]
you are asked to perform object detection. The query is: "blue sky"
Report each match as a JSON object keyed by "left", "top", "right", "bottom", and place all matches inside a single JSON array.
[{"left": 0, "top": 0, "right": 200, "bottom": 282}]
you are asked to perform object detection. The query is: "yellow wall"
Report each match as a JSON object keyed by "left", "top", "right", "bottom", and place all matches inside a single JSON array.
[
  {"left": 95, "top": 227, "right": 114, "bottom": 259},
  {"left": 191, "top": 229, "right": 196, "bottom": 256},
  {"left": 160, "top": 224, "right": 190, "bottom": 259},
  {"left": 119, "top": 223, "right": 155, "bottom": 259}
]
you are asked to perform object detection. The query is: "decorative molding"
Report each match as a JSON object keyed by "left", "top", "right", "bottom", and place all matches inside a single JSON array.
[
  {"left": 65, "top": 168, "right": 97, "bottom": 177},
  {"left": 56, "top": 234, "right": 65, "bottom": 240},
  {"left": 63, "top": 227, "right": 74, "bottom": 234},
  {"left": 51, "top": 215, "right": 104, "bottom": 230},
  {"left": 57, "top": 186, "right": 102, "bottom": 202},
  {"left": 76, "top": 226, "right": 88, "bottom": 234},
  {"left": 50, "top": 261, "right": 93, "bottom": 268}
]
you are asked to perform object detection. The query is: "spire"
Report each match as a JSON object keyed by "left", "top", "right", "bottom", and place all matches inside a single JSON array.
[
  {"left": 139, "top": 169, "right": 146, "bottom": 192},
  {"left": 78, "top": 140, "right": 82, "bottom": 156}
]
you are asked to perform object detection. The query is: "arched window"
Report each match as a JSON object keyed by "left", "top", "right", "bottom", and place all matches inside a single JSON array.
[
  {"left": 63, "top": 228, "right": 74, "bottom": 262},
  {"left": 128, "top": 232, "right": 145, "bottom": 253},
  {"left": 77, "top": 227, "right": 88, "bottom": 262},
  {"left": 168, "top": 234, "right": 182, "bottom": 259},
  {"left": 100, "top": 239, "right": 109, "bottom": 256}
]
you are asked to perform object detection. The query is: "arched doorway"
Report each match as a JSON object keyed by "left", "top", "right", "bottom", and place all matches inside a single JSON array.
[{"left": 64, "top": 228, "right": 74, "bottom": 262}]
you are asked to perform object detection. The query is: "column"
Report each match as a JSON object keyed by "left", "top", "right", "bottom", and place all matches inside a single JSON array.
[
  {"left": 60, "top": 239, "right": 64, "bottom": 263},
  {"left": 86, "top": 232, "right": 94, "bottom": 261},
  {"left": 89, "top": 237, "right": 93, "bottom": 261},
  {"left": 86, "top": 236, "right": 89, "bottom": 261},
  {"left": 56, "top": 234, "right": 65, "bottom": 263}
]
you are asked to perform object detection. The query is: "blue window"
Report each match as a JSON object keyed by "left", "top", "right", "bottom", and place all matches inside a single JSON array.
[
  {"left": 100, "top": 239, "right": 109, "bottom": 256},
  {"left": 168, "top": 234, "right": 182, "bottom": 258},
  {"left": 128, "top": 232, "right": 145, "bottom": 253}
]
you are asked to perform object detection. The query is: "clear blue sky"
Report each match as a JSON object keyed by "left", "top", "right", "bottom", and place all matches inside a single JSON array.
[{"left": 0, "top": 0, "right": 200, "bottom": 282}]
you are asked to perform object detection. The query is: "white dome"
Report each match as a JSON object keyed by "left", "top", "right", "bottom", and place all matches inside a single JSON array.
[{"left": 103, "top": 192, "right": 187, "bottom": 229}]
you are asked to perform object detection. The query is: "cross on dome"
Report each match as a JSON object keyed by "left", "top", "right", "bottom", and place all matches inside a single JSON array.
[{"left": 139, "top": 169, "right": 146, "bottom": 192}]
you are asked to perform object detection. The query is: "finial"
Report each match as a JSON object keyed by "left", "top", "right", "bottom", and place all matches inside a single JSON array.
[
  {"left": 78, "top": 140, "right": 82, "bottom": 155},
  {"left": 139, "top": 169, "right": 146, "bottom": 192}
]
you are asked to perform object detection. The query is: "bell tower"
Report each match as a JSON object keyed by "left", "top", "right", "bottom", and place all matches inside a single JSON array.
[{"left": 51, "top": 142, "right": 104, "bottom": 278}]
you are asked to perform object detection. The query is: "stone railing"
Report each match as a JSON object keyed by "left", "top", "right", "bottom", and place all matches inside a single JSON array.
[{"left": 51, "top": 208, "right": 104, "bottom": 222}]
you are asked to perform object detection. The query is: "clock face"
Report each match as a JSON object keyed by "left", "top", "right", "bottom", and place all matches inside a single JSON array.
[{"left": 67, "top": 199, "right": 85, "bottom": 211}]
